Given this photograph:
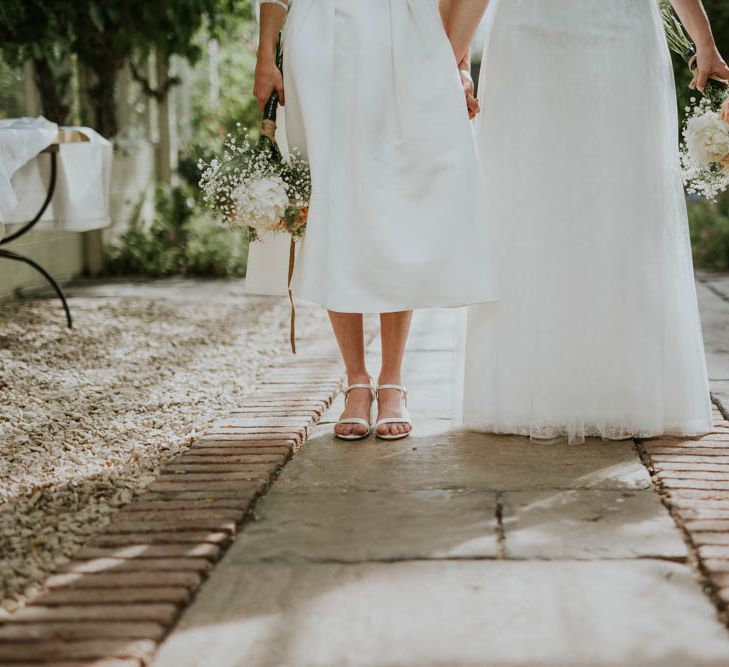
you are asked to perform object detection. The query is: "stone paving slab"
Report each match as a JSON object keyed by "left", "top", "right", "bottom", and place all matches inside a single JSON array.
[
  {"left": 697, "top": 278, "right": 729, "bottom": 383},
  {"left": 501, "top": 489, "right": 687, "bottom": 560},
  {"left": 275, "top": 424, "right": 651, "bottom": 493},
  {"left": 227, "top": 489, "right": 499, "bottom": 563},
  {"left": 151, "top": 560, "right": 729, "bottom": 667}
]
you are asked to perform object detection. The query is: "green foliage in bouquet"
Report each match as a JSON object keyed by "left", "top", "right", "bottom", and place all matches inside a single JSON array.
[{"left": 105, "top": 184, "right": 248, "bottom": 277}]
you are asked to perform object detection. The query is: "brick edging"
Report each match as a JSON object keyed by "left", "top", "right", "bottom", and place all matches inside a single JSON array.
[
  {"left": 637, "top": 402, "right": 729, "bottom": 628},
  {"left": 0, "top": 353, "right": 343, "bottom": 666}
]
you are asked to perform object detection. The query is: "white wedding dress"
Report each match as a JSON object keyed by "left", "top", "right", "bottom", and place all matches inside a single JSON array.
[
  {"left": 248, "top": 0, "right": 497, "bottom": 313},
  {"left": 460, "top": 0, "right": 713, "bottom": 443}
]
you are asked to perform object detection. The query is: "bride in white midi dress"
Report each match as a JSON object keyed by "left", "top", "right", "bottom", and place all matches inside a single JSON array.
[{"left": 449, "top": 0, "right": 729, "bottom": 443}]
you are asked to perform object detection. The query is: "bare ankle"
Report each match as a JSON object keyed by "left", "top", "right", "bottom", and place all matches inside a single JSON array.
[{"left": 347, "top": 371, "right": 371, "bottom": 385}]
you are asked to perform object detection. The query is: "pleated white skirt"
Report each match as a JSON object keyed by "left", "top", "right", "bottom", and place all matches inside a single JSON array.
[
  {"left": 459, "top": 0, "right": 712, "bottom": 443},
  {"left": 277, "top": 0, "right": 497, "bottom": 313}
]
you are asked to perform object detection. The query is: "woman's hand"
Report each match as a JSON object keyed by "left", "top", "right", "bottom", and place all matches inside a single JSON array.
[
  {"left": 691, "top": 44, "right": 729, "bottom": 93},
  {"left": 253, "top": 54, "right": 285, "bottom": 112},
  {"left": 460, "top": 68, "right": 480, "bottom": 119}
]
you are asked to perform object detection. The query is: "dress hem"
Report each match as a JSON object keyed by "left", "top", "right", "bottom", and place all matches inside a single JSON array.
[
  {"left": 458, "top": 421, "right": 713, "bottom": 446},
  {"left": 292, "top": 293, "right": 499, "bottom": 314}
]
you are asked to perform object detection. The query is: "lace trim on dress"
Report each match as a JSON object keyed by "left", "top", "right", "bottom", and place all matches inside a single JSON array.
[{"left": 463, "top": 421, "right": 712, "bottom": 446}]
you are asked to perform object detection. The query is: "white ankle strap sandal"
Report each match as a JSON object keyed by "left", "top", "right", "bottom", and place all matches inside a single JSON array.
[
  {"left": 375, "top": 384, "right": 412, "bottom": 441},
  {"left": 335, "top": 380, "right": 376, "bottom": 441}
]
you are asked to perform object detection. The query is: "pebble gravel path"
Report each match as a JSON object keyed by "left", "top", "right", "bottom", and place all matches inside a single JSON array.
[{"left": 0, "top": 279, "right": 327, "bottom": 615}]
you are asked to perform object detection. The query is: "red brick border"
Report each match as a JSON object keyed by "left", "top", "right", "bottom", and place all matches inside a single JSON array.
[
  {"left": 638, "top": 402, "right": 729, "bottom": 626},
  {"left": 0, "top": 354, "right": 343, "bottom": 666}
]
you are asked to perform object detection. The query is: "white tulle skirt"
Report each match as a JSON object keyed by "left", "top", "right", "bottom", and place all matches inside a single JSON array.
[{"left": 459, "top": 0, "right": 712, "bottom": 443}]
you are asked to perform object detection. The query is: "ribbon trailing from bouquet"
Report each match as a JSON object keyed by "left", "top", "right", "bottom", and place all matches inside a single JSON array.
[
  {"left": 259, "top": 40, "right": 298, "bottom": 355},
  {"left": 288, "top": 238, "right": 297, "bottom": 354}
]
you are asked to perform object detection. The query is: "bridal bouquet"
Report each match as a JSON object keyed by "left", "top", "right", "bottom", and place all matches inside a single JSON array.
[
  {"left": 661, "top": 3, "right": 729, "bottom": 200},
  {"left": 198, "top": 38, "right": 308, "bottom": 237},
  {"left": 197, "top": 127, "right": 310, "bottom": 242},
  {"left": 679, "top": 97, "right": 729, "bottom": 200},
  {"left": 198, "top": 124, "right": 309, "bottom": 353}
]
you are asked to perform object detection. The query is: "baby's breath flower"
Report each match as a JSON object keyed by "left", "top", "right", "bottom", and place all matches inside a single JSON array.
[
  {"left": 680, "top": 96, "right": 729, "bottom": 202},
  {"left": 198, "top": 126, "right": 311, "bottom": 237}
]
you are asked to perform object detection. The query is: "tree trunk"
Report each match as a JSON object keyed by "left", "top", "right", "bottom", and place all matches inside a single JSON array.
[
  {"left": 155, "top": 48, "right": 177, "bottom": 185},
  {"left": 91, "top": 56, "right": 120, "bottom": 138},
  {"left": 23, "top": 62, "right": 41, "bottom": 117},
  {"left": 32, "top": 58, "right": 71, "bottom": 125}
]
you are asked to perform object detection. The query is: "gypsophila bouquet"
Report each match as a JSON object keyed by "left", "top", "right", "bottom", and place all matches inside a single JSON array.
[
  {"left": 197, "top": 124, "right": 310, "bottom": 243},
  {"left": 680, "top": 97, "right": 729, "bottom": 201},
  {"left": 661, "top": 2, "right": 729, "bottom": 200}
]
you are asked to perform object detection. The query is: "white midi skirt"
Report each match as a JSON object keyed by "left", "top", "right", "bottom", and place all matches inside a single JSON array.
[
  {"left": 459, "top": 0, "right": 712, "bottom": 443},
  {"left": 266, "top": 0, "right": 497, "bottom": 313}
]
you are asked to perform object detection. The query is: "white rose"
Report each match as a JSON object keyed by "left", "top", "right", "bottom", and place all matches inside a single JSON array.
[
  {"left": 685, "top": 111, "right": 729, "bottom": 166},
  {"left": 232, "top": 177, "right": 289, "bottom": 230}
]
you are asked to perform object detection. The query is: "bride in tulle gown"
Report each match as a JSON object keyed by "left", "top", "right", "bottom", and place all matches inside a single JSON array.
[{"left": 441, "top": 0, "right": 729, "bottom": 443}]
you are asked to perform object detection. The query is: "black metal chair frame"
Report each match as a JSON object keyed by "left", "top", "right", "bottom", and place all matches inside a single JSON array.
[{"left": 0, "top": 144, "right": 73, "bottom": 328}]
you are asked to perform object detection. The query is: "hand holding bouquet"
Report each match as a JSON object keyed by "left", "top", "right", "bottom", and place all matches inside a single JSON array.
[
  {"left": 661, "top": 3, "right": 728, "bottom": 107},
  {"left": 662, "top": 3, "right": 729, "bottom": 200}
]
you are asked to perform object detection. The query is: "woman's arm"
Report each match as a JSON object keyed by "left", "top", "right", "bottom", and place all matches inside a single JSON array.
[
  {"left": 670, "top": 0, "right": 729, "bottom": 92},
  {"left": 439, "top": 0, "right": 489, "bottom": 66},
  {"left": 253, "top": 1, "right": 288, "bottom": 112},
  {"left": 439, "top": 1, "right": 489, "bottom": 119}
]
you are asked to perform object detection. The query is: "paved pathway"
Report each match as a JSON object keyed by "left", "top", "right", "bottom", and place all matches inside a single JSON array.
[
  {"left": 698, "top": 272, "right": 729, "bottom": 414},
  {"left": 152, "top": 303, "right": 729, "bottom": 667}
]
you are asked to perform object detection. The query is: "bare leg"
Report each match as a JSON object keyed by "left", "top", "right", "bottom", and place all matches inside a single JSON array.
[
  {"left": 328, "top": 311, "right": 373, "bottom": 437},
  {"left": 377, "top": 310, "right": 413, "bottom": 437}
]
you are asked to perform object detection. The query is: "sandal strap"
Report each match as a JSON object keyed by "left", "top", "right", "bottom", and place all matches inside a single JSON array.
[
  {"left": 337, "top": 418, "right": 371, "bottom": 428},
  {"left": 377, "top": 384, "right": 407, "bottom": 395},
  {"left": 375, "top": 417, "right": 412, "bottom": 427},
  {"left": 344, "top": 382, "right": 375, "bottom": 398}
]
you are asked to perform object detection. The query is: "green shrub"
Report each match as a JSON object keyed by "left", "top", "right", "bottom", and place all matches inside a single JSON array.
[
  {"left": 179, "top": 15, "right": 261, "bottom": 194},
  {"left": 0, "top": 56, "right": 24, "bottom": 119},
  {"left": 688, "top": 194, "right": 729, "bottom": 271},
  {"left": 104, "top": 185, "right": 247, "bottom": 277},
  {"left": 186, "top": 214, "right": 248, "bottom": 277}
]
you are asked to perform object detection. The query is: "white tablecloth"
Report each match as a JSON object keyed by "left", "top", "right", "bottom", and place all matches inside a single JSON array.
[
  {"left": 0, "top": 117, "right": 59, "bottom": 226},
  {"left": 0, "top": 118, "right": 112, "bottom": 233}
]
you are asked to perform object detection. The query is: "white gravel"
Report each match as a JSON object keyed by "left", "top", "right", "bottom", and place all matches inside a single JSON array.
[{"left": 0, "top": 278, "right": 326, "bottom": 614}]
